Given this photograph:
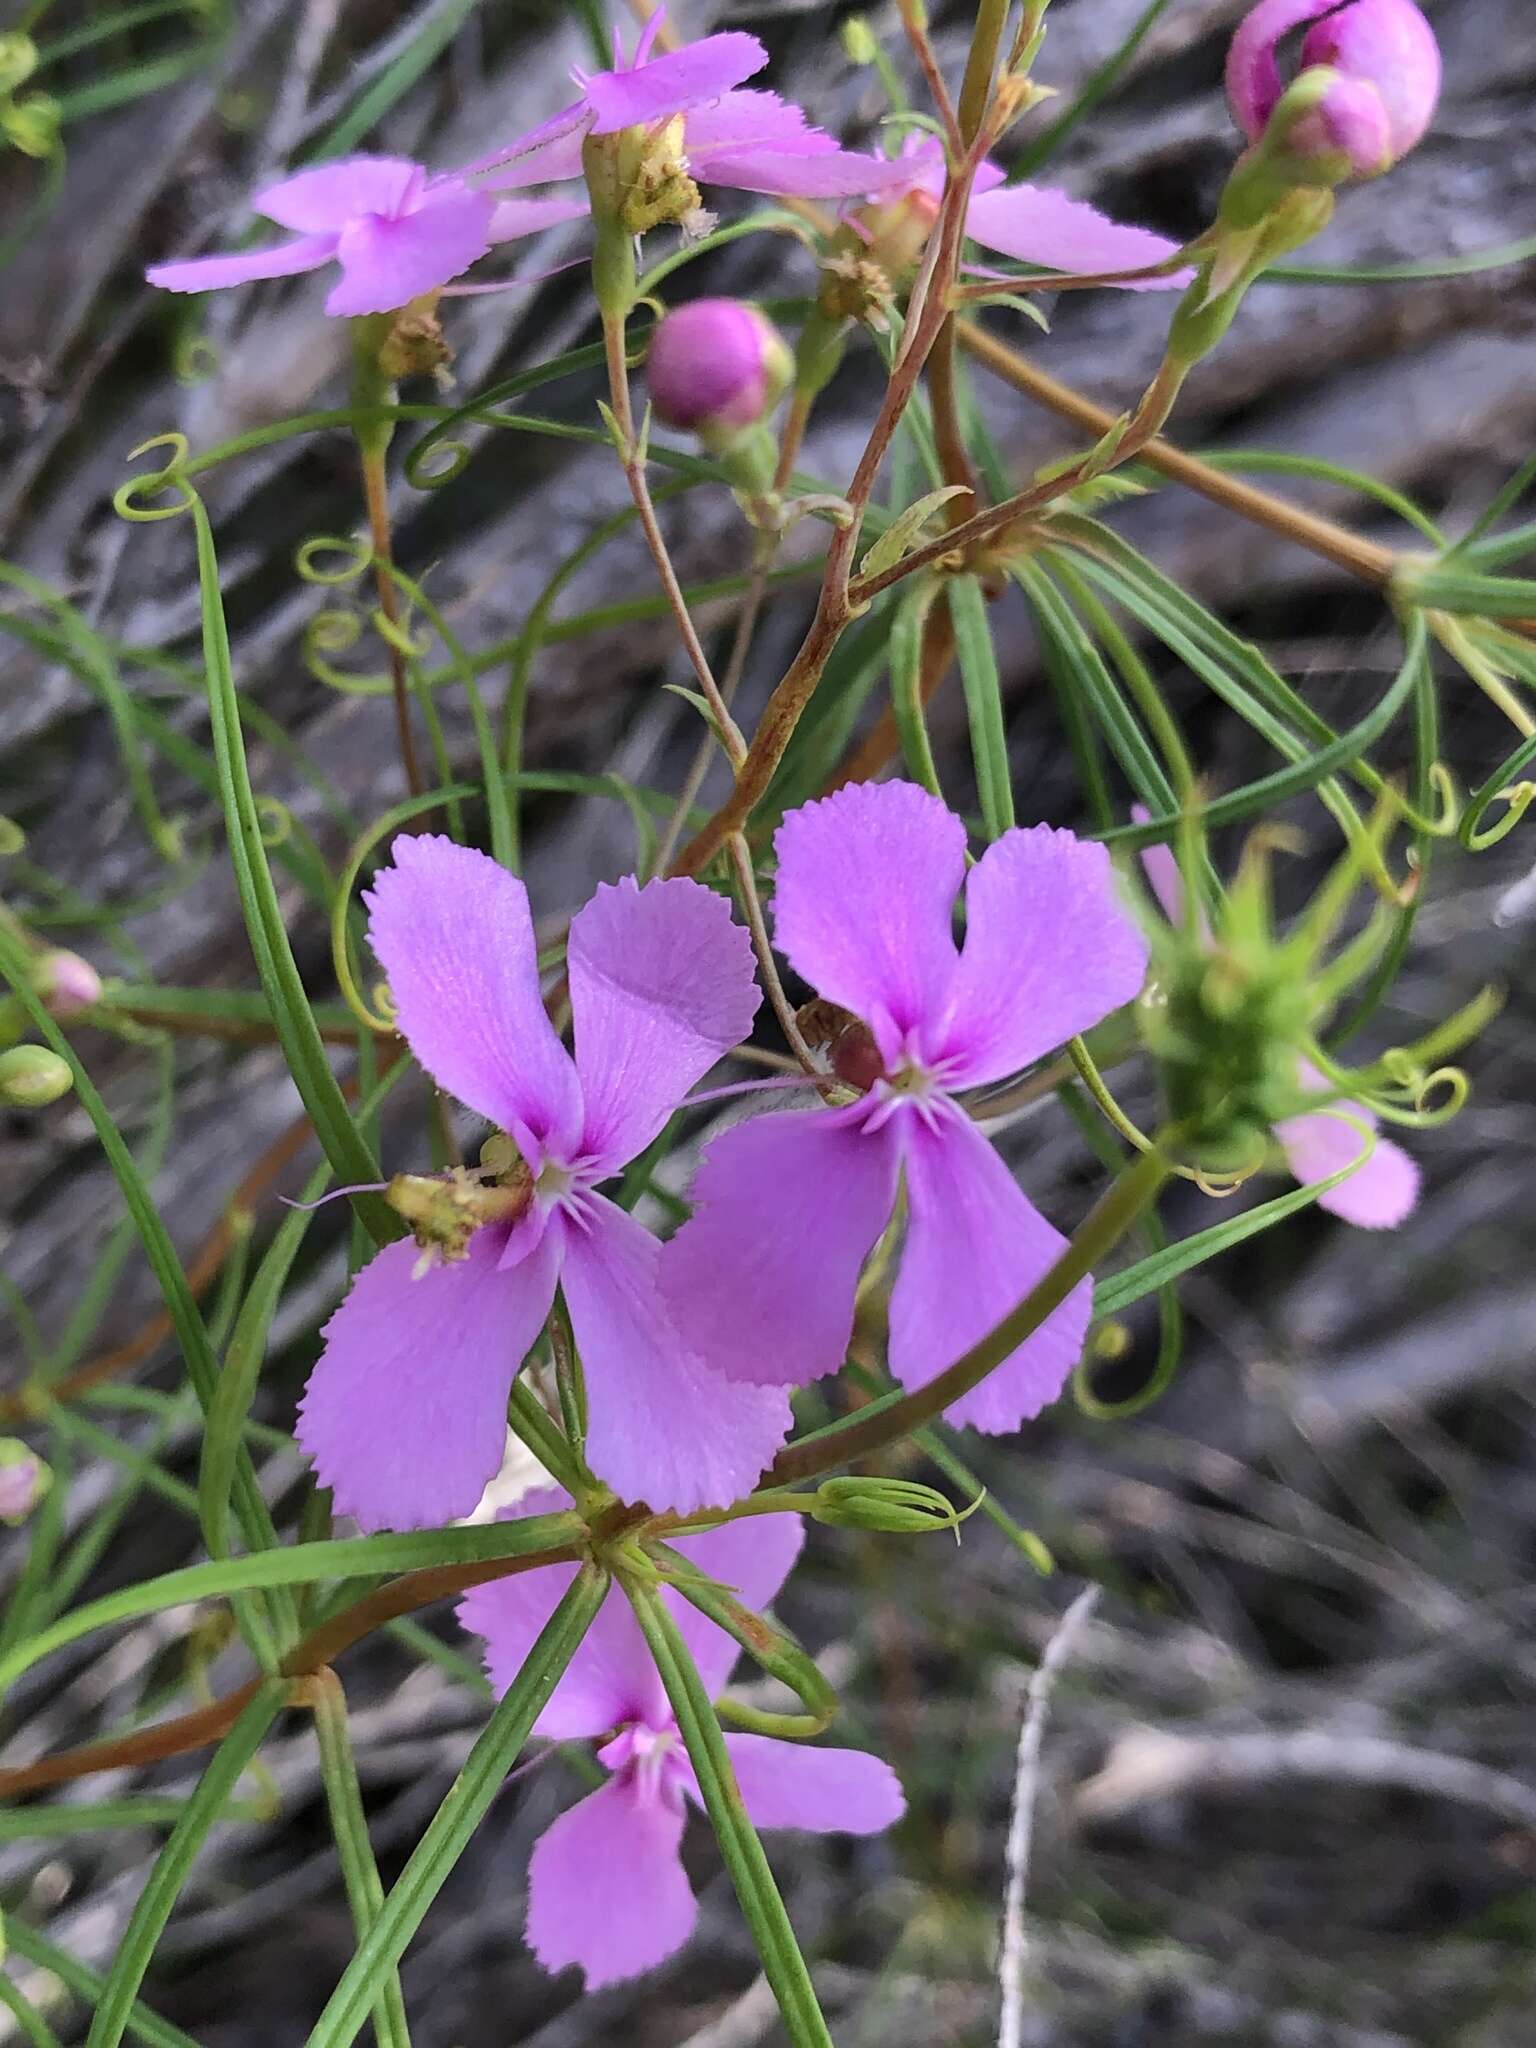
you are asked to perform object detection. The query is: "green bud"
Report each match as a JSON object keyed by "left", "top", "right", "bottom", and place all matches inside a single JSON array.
[
  {"left": 0, "top": 33, "right": 38, "bottom": 96},
  {"left": 2, "top": 90, "right": 60, "bottom": 159},
  {"left": 811, "top": 1475, "right": 973, "bottom": 1535},
  {"left": 841, "top": 16, "right": 879, "bottom": 64},
  {"left": 0, "top": 1045, "right": 73, "bottom": 1108},
  {"left": 0, "top": 1439, "right": 49, "bottom": 1525}
]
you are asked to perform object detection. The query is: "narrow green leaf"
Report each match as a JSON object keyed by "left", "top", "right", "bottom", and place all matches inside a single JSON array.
[
  {"left": 888, "top": 582, "right": 945, "bottom": 799},
  {"left": 1093, "top": 1152, "right": 1372, "bottom": 1320},
  {"left": 187, "top": 492, "right": 398, "bottom": 1246},
  {"left": 859, "top": 485, "right": 972, "bottom": 581},
  {"left": 307, "top": 1566, "right": 608, "bottom": 2048},
  {"left": 949, "top": 575, "right": 1015, "bottom": 838},
  {"left": 0, "top": 1513, "right": 584, "bottom": 1696},
  {"left": 0, "top": 1797, "right": 265, "bottom": 1841},
  {"left": 85, "top": 1682, "right": 286, "bottom": 2048},
  {"left": 312, "top": 1675, "right": 411, "bottom": 2048},
  {"left": 0, "top": 1922, "right": 201, "bottom": 2048},
  {"left": 625, "top": 1576, "right": 835, "bottom": 2048},
  {"left": 0, "top": 924, "right": 289, "bottom": 1656},
  {"left": 0, "top": 1972, "right": 66, "bottom": 2048}
]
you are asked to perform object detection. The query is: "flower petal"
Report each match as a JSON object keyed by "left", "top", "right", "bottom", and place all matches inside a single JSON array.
[
  {"left": 721, "top": 1734, "right": 905, "bottom": 1834},
  {"left": 364, "top": 834, "right": 582, "bottom": 1158},
  {"left": 569, "top": 875, "right": 759, "bottom": 1173},
  {"left": 1226, "top": 0, "right": 1335, "bottom": 139},
  {"left": 1275, "top": 1106, "right": 1420, "bottom": 1229},
  {"left": 487, "top": 192, "right": 591, "bottom": 243},
  {"left": 888, "top": 1105, "right": 1091, "bottom": 1433},
  {"left": 668, "top": 1513, "right": 805, "bottom": 1698},
  {"left": 964, "top": 183, "right": 1193, "bottom": 289},
  {"left": 562, "top": 1196, "right": 791, "bottom": 1511},
  {"left": 326, "top": 184, "right": 495, "bottom": 316},
  {"left": 773, "top": 783, "right": 966, "bottom": 1065},
  {"left": 457, "top": 102, "right": 591, "bottom": 183},
  {"left": 145, "top": 233, "right": 338, "bottom": 295},
  {"left": 681, "top": 90, "right": 834, "bottom": 158},
  {"left": 1301, "top": 0, "right": 1440, "bottom": 161},
  {"left": 526, "top": 1777, "right": 695, "bottom": 1989},
  {"left": 940, "top": 823, "right": 1149, "bottom": 1087},
  {"left": 702, "top": 147, "right": 912, "bottom": 199},
  {"left": 295, "top": 1224, "right": 560, "bottom": 1532},
  {"left": 254, "top": 156, "right": 423, "bottom": 230},
  {"left": 661, "top": 1104, "right": 900, "bottom": 1388},
  {"left": 583, "top": 32, "right": 768, "bottom": 134},
  {"left": 459, "top": 1492, "right": 670, "bottom": 1739}
]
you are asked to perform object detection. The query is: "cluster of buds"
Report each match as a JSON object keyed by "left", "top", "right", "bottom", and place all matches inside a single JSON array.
[{"left": 0, "top": 33, "right": 59, "bottom": 160}]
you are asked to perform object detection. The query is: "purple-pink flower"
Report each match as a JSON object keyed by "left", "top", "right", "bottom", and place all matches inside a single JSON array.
[
  {"left": 660, "top": 783, "right": 1150, "bottom": 1432},
  {"left": 1226, "top": 0, "right": 1440, "bottom": 177},
  {"left": 296, "top": 836, "right": 791, "bottom": 1529},
  {"left": 144, "top": 155, "right": 586, "bottom": 315},
  {"left": 1136, "top": 817, "right": 1419, "bottom": 1229},
  {"left": 460, "top": 1498, "right": 903, "bottom": 1988},
  {"left": 468, "top": 16, "right": 900, "bottom": 209},
  {"left": 861, "top": 134, "right": 1194, "bottom": 292}
]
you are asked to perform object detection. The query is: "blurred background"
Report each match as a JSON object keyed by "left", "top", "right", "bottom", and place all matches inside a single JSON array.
[{"left": 3, "top": 1, "right": 1536, "bottom": 2041}]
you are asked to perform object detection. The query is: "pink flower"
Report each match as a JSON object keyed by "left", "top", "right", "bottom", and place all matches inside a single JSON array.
[
  {"left": 467, "top": 14, "right": 901, "bottom": 213},
  {"left": 1134, "top": 811, "right": 1419, "bottom": 1229},
  {"left": 862, "top": 134, "right": 1195, "bottom": 292},
  {"left": 295, "top": 836, "right": 790, "bottom": 1530},
  {"left": 144, "top": 155, "right": 586, "bottom": 315},
  {"left": 459, "top": 1498, "right": 903, "bottom": 1989},
  {"left": 660, "top": 783, "right": 1150, "bottom": 1433},
  {"left": 1226, "top": 0, "right": 1440, "bottom": 176}
]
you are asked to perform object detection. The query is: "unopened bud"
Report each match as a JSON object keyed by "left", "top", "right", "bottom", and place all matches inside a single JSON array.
[
  {"left": 841, "top": 17, "right": 879, "bottom": 65},
  {"left": 0, "top": 1441, "right": 50, "bottom": 1525},
  {"left": 0, "top": 33, "right": 38, "bottom": 95},
  {"left": 812, "top": 1476, "right": 972, "bottom": 1535},
  {"left": 32, "top": 949, "right": 102, "bottom": 1020},
  {"left": 1, "top": 91, "right": 59, "bottom": 160},
  {"left": 1226, "top": 0, "right": 1439, "bottom": 180},
  {"left": 0, "top": 1045, "right": 73, "bottom": 1108},
  {"left": 646, "top": 299, "right": 792, "bottom": 453}
]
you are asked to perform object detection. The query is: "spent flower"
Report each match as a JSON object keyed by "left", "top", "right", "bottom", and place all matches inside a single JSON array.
[
  {"left": 661, "top": 782, "right": 1150, "bottom": 1433},
  {"left": 1135, "top": 811, "right": 1418, "bottom": 1228},
  {"left": 460, "top": 1500, "right": 903, "bottom": 1988},
  {"left": 296, "top": 836, "right": 789, "bottom": 1529}
]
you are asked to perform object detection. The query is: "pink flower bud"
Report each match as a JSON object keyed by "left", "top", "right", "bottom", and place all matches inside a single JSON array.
[
  {"left": 0, "top": 1441, "right": 50, "bottom": 1525},
  {"left": 33, "top": 948, "right": 102, "bottom": 1019},
  {"left": 646, "top": 299, "right": 791, "bottom": 445},
  {"left": 1227, "top": 0, "right": 1440, "bottom": 174}
]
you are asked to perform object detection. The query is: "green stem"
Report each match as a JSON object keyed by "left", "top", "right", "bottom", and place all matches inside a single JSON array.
[
  {"left": 307, "top": 1567, "right": 609, "bottom": 2048},
  {"left": 312, "top": 1671, "right": 412, "bottom": 2048},
  {"left": 624, "top": 1573, "right": 836, "bottom": 2048}
]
